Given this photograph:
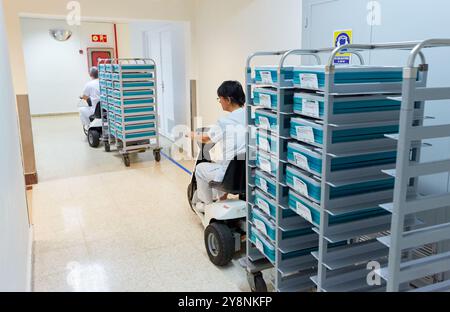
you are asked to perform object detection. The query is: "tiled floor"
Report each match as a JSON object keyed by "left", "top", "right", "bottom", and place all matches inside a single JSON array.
[{"left": 31, "top": 115, "right": 249, "bottom": 292}]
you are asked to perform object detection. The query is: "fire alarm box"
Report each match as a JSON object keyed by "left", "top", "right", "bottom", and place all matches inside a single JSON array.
[{"left": 87, "top": 47, "right": 115, "bottom": 68}]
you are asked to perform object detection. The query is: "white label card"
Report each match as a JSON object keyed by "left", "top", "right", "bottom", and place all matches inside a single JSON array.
[
  {"left": 302, "top": 99, "right": 320, "bottom": 117},
  {"left": 260, "top": 71, "right": 273, "bottom": 84},
  {"left": 296, "top": 126, "right": 315, "bottom": 143},
  {"left": 296, "top": 202, "right": 313, "bottom": 223},
  {"left": 294, "top": 153, "right": 310, "bottom": 171},
  {"left": 259, "top": 178, "right": 269, "bottom": 192},
  {"left": 259, "top": 117, "right": 271, "bottom": 129},
  {"left": 259, "top": 158, "right": 272, "bottom": 173},
  {"left": 256, "top": 239, "right": 265, "bottom": 254},
  {"left": 259, "top": 94, "right": 272, "bottom": 108},
  {"left": 300, "top": 73, "right": 319, "bottom": 89},
  {"left": 254, "top": 219, "right": 268, "bottom": 236},
  {"left": 293, "top": 176, "right": 309, "bottom": 197},
  {"left": 259, "top": 138, "right": 270, "bottom": 152},
  {"left": 256, "top": 199, "right": 271, "bottom": 215}
]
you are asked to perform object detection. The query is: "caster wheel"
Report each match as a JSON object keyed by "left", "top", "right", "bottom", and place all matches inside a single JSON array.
[
  {"left": 88, "top": 129, "right": 100, "bottom": 148},
  {"left": 153, "top": 150, "right": 161, "bottom": 162},
  {"left": 104, "top": 142, "right": 111, "bottom": 152},
  {"left": 247, "top": 272, "right": 267, "bottom": 293},
  {"left": 204, "top": 223, "right": 235, "bottom": 267},
  {"left": 123, "top": 154, "right": 131, "bottom": 167}
]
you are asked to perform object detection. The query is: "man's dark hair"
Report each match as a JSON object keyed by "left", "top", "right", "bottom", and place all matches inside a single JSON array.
[
  {"left": 217, "top": 81, "right": 246, "bottom": 107},
  {"left": 90, "top": 67, "right": 99, "bottom": 79}
]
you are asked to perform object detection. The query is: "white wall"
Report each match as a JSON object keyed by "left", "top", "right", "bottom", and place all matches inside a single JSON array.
[
  {"left": 0, "top": 4, "right": 31, "bottom": 292},
  {"left": 21, "top": 18, "right": 115, "bottom": 115},
  {"left": 129, "top": 21, "right": 192, "bottom": 137},
  {"left": 302, "top": 0, "right": 450, "bottom": 196},
  {"left": 193, "top": 0, "right": 303, "bottom": 125}
]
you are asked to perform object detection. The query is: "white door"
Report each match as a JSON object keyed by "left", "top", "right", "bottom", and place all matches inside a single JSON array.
[{"left": 145, "top": 29, "right": 175, "bottom": 140}]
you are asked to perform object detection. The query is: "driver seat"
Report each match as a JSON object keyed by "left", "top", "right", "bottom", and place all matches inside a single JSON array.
[
  {"left": 209, "top": 154, "right": 246, "bottom": 200},
  {"left": 89, "top": 101, "right": 102, "bottom": 122}
]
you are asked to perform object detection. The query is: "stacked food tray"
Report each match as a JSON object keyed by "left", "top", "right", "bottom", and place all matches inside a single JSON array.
[
  {"left": 245, "top": 51, "right": 426, "bottom": 292},
  {"left": 99, "top": 59, "right": 161, "bottom": 167}
]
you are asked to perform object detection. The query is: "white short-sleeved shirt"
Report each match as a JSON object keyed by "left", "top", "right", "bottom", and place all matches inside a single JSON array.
[
  {"left": 207, "top": 107, "right": 246, "bottom": 180},
  {"left": 83, "top": 79, "right": 100, "bottom": 107}
]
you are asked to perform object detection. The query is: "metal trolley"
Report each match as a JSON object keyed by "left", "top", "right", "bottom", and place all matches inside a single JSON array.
[
  {"left": 98, "top": 58, "right": 162, "bottom": 167},
  {"left": 243, "top": 41, "right": 437, "bottom": 292}
]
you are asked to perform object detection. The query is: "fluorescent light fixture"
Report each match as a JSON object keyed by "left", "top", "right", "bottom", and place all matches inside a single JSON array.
[{"left": 49, "top": 29, "right": 73, "bottom": 42}]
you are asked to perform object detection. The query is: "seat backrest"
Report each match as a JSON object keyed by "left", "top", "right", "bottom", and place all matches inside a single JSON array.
[{"left": 209, "top": 154, "right": 246, "bottom": 195}]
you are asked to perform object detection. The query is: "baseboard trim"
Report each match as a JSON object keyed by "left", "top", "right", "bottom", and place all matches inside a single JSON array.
[{"left": 26, "top": 225, "right": 34, "bottom": 292}]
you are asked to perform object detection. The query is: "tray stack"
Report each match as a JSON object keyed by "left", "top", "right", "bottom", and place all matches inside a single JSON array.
[
  {"left": 99, "top": 59, "right": 161, "bottom": 166},
  {"left": 245, "top": 52, "right": 427, "bottom": 292}
]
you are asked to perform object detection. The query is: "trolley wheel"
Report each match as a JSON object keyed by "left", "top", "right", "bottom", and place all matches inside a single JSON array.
[
  {"left": 247, "top": 272, "right": 268, "bottom": 293},
  {"left": 104, "top": 142, "right": 111, "bottom": 153},
  {"left": 123, "top": 154, "right": 131, "bottom": 167},
  {"left": 204, "top": 222, "right": 235, "bottom": 267},
  {"left": 153, "top": 150, "right": 161, "bottom": 162},
  {"left": 88, "top": 129, "right": 100, "bottom": 148}
]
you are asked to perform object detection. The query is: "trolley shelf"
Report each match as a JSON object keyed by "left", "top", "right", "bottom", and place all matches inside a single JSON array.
[{"left": 311, "top": 241, "right": 388, "bottom": 271}]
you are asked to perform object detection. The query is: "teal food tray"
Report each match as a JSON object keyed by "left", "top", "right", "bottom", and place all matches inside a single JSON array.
[
  {"left": 251, "top": 209, "right": 276, "bottom": 241},
  {"left": 256, "top": 130, "right": 278, "bottom": 155},
  {"left": 255, "top": 110, "right": 278, "bottom": 131},
  {"left": 255, "top": 169, "right": 277, "bottom": 198},
  {"left": 292, "top": 65, "right": 404, "bottom": 91},
  {"left": 254, "top": 66, "right": 293, "bottom": 85},
  {"left": 287, "top": 142, "right": 397, "bottom": 176},
  {"left": 286, "top": 165, "right": 322, "bottom": 203},
  {"left": 291, "top": 117, "right": 399, "bottom": 146},
  {"left": 256, "top": 150, "right": 278, "bottom": 176},
  {"left": 288, "top": 189, "right": 389, "bottom": 226}
]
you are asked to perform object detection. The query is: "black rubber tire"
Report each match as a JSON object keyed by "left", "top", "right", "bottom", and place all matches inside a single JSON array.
[
  {"left": 254, "top": 273, "right": 268, "bottom": 292},
  {"left": 123, "top": 154, "right": 131, "bottom": 167},
  {"left": 88, "top": 129, "right": 100, "bottom": 148},
  {"left": 104, "top": 142, "right": 111, "bottom": 153},
  {"left": 204, "top": 223, "right": 235, "bottom": 267},
  {"left": 187, "top": 183, "right": 196, "bottom": 212},
  {"left": 247, "top": 272, "right": 268, "bottom": 292},
  {"left": 154, "top": 150, "right": 161, "bottom": 162}
]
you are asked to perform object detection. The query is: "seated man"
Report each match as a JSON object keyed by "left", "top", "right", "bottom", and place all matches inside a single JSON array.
[
  {"left": 191, "top": 81, "right": 246, "bottom": 209},
  {"left": 79, "top": 67, "right": 100, "bottom": 128}
]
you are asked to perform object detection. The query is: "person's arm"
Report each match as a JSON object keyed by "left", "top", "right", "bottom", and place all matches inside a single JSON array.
[{"left": 190, "top": 131, "right": 212, "bottom": 144}]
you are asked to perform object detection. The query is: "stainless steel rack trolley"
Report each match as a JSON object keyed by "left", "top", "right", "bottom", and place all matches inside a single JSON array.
[
  {"left": 244, "top": 40, "right": 447, "bottom": 292},
  {"left": 98, "top": 58, "right": 162, "bottom": 167}
]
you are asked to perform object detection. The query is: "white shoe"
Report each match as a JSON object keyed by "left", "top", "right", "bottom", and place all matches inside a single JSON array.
[{"left": 195, "top": 202, "right": 205, "bottom": 213}]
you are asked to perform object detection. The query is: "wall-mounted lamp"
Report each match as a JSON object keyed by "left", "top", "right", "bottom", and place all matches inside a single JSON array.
[{"left": 49, "top": 29, "right": 73, "bottom": 42}]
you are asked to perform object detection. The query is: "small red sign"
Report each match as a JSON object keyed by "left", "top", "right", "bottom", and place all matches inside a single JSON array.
[{"left": 91, "top": 34, "right": 108, "bottom": 43}]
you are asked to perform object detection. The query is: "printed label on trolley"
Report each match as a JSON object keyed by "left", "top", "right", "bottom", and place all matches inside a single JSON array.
[
  {"left": 299, "top": 73, "right": 319, "bottom": 89},
  {"left": 256, "top": 198, "right": 271, "bottom": 215},
  {"left": 260, "top": 71, "right": 273, "bottom": 84},
  {"left": 296, "top": 126, "right": 315, "bottom": 143},
  {"left": 302, "top": 99, "right": 320, "bottom": 118},
  {"left": 259, "top": 94, "right": 272, "bottom": 108},
  {"left": 259, "top": 158, "right": 272, "bottom": 173},
  {"left": 259, "top": 178, "right": 269, "bottom": 193},
  {"left": 259, "top": 117, "right": 271, "bottom": 129},
  {"left": 259, "top": 138, "right": 271, "bottom": 153},
  {"left": 296, "top": 202, "right": 313, "bottom": 223},
  {"left": 293, "top": 176, "right": 309, "bottom": 198},
  {"left": 294, "top": 153, "right": 310, "bottom": 171},
  {"left": 255, "top": 238, "right": 265, "bottom": 254},
  {"left": 254, "top": 219, "right": 268, "bottom": 236}
]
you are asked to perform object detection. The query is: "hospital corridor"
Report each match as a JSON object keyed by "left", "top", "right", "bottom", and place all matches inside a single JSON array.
[
  {"left": 30, "top": 114, "right": 247, "bottom": 292},
  {"left": 2, "top": 0, "right": 450, "bottom": 301}
]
